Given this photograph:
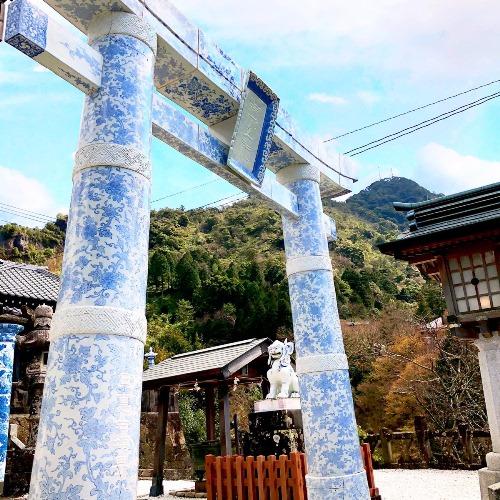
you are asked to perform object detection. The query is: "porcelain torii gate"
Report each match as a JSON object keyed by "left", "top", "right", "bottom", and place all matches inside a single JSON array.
[{"left": 1, "top": 0, "right": 369, "bottom": 498}]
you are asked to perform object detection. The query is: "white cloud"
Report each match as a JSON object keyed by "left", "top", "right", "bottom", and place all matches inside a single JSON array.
[
  {"left": 172, "top": 0, "right": 500, "bottom": 79},
  {"left": 0, "top": 166, "right": 63, "bottom": 227},
  {"left": 33, "top": 66, "right": 50, "bottom": 73},
  {"left": 357, "top": 91, "right": 380, "bottom": 105},
  {"left": 416, "top": 143, "right": 500, "bottom": 194},
  {"left": 308, "top": 93, "right": 348, "bottom": 105}
]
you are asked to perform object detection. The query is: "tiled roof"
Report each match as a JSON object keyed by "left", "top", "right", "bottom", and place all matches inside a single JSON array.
[
  {"left": 395, "top": 181, "right": 500, "bottom": 238},
  {"left": 143, "top": 338, "right": 270, "bottom": 384},
  {"left": 0, "top": 260, "right": 59, "bottom": 304},
  {"left": 379, "top": 181, "right": 500, "bottom": 255}
]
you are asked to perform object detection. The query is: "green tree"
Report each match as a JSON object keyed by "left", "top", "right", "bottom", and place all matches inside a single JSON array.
[{"left": 176, "top": 252, "right": 201, "bottom": 296}]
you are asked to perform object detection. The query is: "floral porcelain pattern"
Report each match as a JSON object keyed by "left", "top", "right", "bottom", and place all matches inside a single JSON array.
[
  {"left": 29, "top": 334, "right": 143, "bottom": 499},
  {"left": 0, "top": 324, "right": 23, "bottom": 482},
  {"left": 79, "top": 35, "right": 154, "bottom": 152},
  {"left": 58, "top": 167, "right": 150, "bottom": 310},
  {"left": 282, "top": 179, "right": 329, "bottom": 258},
  {"left": 5, "top": 0, "right": 48, "bottom": 57},
  {"left": 30, "top": 17, "right": 154, "bottom": 499},
  {"left": 281, "top": 173, "right": 370, "bottom": 498}
]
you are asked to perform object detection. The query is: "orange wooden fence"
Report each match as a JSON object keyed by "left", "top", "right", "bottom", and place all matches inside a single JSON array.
[
  {"left": 361, "top": 443, "right": 381, "bottom": 499},
  {"left": 205, "top": 452, "right": 308, "bottom": 500},
  {"left": 206, "top": 446, "right": 381, "bottom": 500}
]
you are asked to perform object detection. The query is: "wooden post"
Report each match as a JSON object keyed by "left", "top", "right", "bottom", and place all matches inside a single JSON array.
[
  {"left": 414, "top": 416, "right": 432, "bottom": 464},
  {"left": 206, "top": 385, "right": 216, "bottom": 442},
  {"left": 233, "top": 414, "right": 240, "bottom": 455},
  {"left": 0, "top": 1, "right": 5, "bottom": 43},
  {"left": 219, "top": 383, "right": 231, "bottom": 456},
  {"left": 205, "top": 455, "right": 216, "bottom": 500},
  {"left": 246, "top": 456, "right": 255, "bottom": 500},
  {"left": 150, "top": 386, "right": 170, "bottom": 497},
  {"left": 380, "top": 427, "right": 393, "bottom": 466},
  {"left": 458, "top": 422, "right": 473, "bottom": 466}
]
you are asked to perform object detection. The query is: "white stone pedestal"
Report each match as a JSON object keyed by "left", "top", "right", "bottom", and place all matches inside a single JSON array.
[
  {"left": 254, "top": 398, "right": 302, "bottom": 413},
  {"left": 475, "top": 333, "right": 500, "bottom": 499}
]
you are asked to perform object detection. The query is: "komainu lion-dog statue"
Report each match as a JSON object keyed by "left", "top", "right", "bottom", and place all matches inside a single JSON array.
[{"left": 266, "top": 339, "right": 300, "bottom": 399}]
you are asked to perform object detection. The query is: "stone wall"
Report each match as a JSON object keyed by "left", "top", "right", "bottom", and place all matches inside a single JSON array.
[{"left": 139, "top": 412, "right": 193, "bottom": 480}]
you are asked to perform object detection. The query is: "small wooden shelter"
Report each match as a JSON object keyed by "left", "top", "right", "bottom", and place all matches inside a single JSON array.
[
  {"left": 142, "top": 338, "right": 272, "bottom": 496},
  {"left": 378, "top": 181, "right": 500, "bottom": 338},
  {"left": 378, "top": 182, "right": 500, "bottom": 499}
]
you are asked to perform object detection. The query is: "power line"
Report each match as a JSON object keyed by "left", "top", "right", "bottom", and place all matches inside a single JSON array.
[
  {"left": 348, "top": 91, "right": 500, "bottom": 157},
  {"left": 0, "top": 202, "right": 55, "bottom": 221},
  {"left": 191, "top": 192, "right": 245, "bottom": 210},
  {"left": 346, "top": 90, "right": 500, "bottom": 155},
  {"left": 0, "top": 208, "right": 54, "bottom": 225},
  {"left": 324, "top": 78, "right": 500, "bottom": 143},
  {"left": 217, "top": 195, "right": 249, "bottom": 209},
  {"left": 151, "top": 178, "right": 221, "bottom": 204}
]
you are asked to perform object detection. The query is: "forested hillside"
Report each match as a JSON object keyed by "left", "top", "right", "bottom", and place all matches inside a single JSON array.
[
  {"left": 3, "top": 177, "right": 483, "bottom": 441},
  {"left": 0, "top": 177, "right": 446, "bottom": 358},
  {"left": 344, "top": 176, "right": 442, "bottom": 228}
]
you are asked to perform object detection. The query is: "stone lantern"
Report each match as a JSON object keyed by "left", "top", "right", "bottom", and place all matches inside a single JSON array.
[{"left": 378, "top": 181, "right": 500, "bottom": 499}]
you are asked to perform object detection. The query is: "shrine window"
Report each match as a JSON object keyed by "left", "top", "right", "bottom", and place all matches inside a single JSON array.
[{"left": 448, "top": 250, "right": 500, "bottom": 314}]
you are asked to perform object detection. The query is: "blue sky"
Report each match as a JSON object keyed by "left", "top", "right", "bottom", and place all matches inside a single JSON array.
[{"left": 0, "top": 0, "right": 499, "bottom": 226}]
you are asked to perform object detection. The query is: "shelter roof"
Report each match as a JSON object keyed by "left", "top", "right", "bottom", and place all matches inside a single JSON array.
[
  {"left": 0, "top": 260, "right": 59, "bottom": 305},
  {"left": 379, "top": 181, "right": 500, "bottom": 258},
  {"left": 143, "top": 338, "right": 271, "bottom": 388}
]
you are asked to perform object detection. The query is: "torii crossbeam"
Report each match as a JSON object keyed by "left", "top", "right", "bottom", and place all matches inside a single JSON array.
[{"left": 1, "top": 0, "right": 369, "bottom": 498}]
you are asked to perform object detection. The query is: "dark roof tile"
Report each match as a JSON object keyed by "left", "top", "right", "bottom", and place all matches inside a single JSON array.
[
  {"left": 0, "top": 260, "right": 59, "bottom": 303},
  {"left": 143, "top": 338, "right": 270, "bottom": 383}
]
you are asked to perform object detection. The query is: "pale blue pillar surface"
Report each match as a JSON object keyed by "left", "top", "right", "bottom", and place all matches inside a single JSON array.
[
  {"left": 29, "top": 11, "right": 156, "bottom": 500},
  {"left": 0, "top": 323, "right": 23, "bottom": 488},
  {"left": 278, "top": 165, "right": 370, "bottom": 500}
]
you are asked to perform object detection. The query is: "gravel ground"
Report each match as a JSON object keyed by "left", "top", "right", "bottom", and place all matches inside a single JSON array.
[
  {"left": 137, "top": 470, "right": 481, "bottom": 499},
  {"left": 137, "top": 480, "right": 195, "bottom": 499},
  {"left": 374, "top": 469, "right": 481, "bottom": 500}
]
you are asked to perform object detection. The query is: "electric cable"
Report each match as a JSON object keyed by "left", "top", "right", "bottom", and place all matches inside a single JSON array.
[
  {"left": 324, "top": 78, "right": 500, "bottom": 143},
  {"left": 347, "top": 91, "right": 500, "bottom": 157}
]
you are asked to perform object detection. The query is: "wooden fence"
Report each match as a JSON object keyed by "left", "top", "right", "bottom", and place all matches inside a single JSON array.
[
  {"left": 206, "top": 447, "right": 381, "bottom": 500},
  {"left": 364, "top": 416, "right": 491, "bottom": 468},
  {"left": 205, "top": 452, "right": 307, "bottom": 500}
]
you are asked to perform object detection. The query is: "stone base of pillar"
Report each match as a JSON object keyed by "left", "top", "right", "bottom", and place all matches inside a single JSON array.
[
  {"left": 306, "top": 471, "right": 368, "bottom": 500},
  {"left": 489, "top": 482, "right": 500, "bottom": 500},
  {"left": 479, "top": 468, "right": 500, "bottom": 499}
]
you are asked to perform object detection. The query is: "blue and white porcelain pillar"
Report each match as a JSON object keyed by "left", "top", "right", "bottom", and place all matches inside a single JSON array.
[
  {"left": 277, "top": 165, "right": 370, "bottom": 500},
  {"left": 29, "top": 12, "right": 156, "bottom": 500},
  {"left": 0, "top": 323, "right": 23, "bottom": 493}
]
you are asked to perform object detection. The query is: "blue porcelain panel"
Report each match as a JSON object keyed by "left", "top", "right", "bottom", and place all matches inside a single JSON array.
[
  {"left": 57, "top": 40, "right": 102, "bottom": 86},
  {"left": 0, "top": 324, "right": 22, "bottom": 482},
  {"left": 58, "top": 167, "right": 150, "bottom": 310},
  {"left": 79, "top": 35, "right": 155, "bottom": 153},
  {"left": 198, "top": 30, "right": 242, "bottom": 90},
  {"left": 43, "top": 0, "right": 144, "bottom": 33},
  {"left": 282, "top": 179, "right": 329, "bottom": 258},
  {"left": 5, "top": 0, "right": 48, "bottom": 58},
  {"left": 281, "top": 177, "right": 369, "bottom": 499},
  {"left": 266, "top": 141, "right": 299, "bottom": 170},
  {"left": 197, "top": 58, "right": 241, "bottom": 103},
  {"left": 300, "top": 370, "right": 363, "bottom": 477},
  {"left": 145, "top": 0, "right": 198, "bottom": 49},
  {"left": 163, "top": 74, "right": 239, "bottom": 126},
  {"left": 227, "top": 72, "right": 279, "bottom": 187},
  {"left": 152, "top": 94, "right": 199, "bottom": 152},
  {"left": 288, "top": 270, "right": 344, "bottom": 355},
  {"left": 29, "top": 334, "right": 144, "bottom": 499},
  {"left": 154, "top": 38, "right": 197, "bottom": 88},
  {"left": 198, "top": 127, "right": 229, "bottom": 165}
]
